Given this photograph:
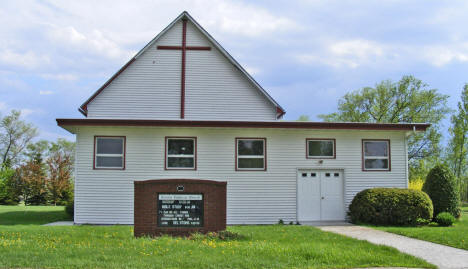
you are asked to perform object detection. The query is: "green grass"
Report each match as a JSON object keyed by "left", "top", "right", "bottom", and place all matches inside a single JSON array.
[
  {"left": 0, "top": 205, "right": 71, "bottom": 225},
  {"left": 376, "top": 206, "right": 468, "bottom": 250},
  {"left": 0, "top": 206, "right": 434, "bottom": 269}
]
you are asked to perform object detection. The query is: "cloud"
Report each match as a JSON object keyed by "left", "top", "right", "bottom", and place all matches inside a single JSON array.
[
  {"left": 46, "top": 25, "right": 135, "bottom": 60},
  {"left": 422, "top": 44, "right": 468, "bottom": 67},
  {"left": 20, "top": 108, "right": 35, "bottom": 117},
  {"left": 0, "top": 102, "right": 7, "bottom": 112},
  {"left": 199, "top": 1, "right": 298, "bottom": 37},
  {"left": 40, "top": 73, "right": 78, "bottom": 81},
  {"left": 0, "top": 50, "right": 51, "bottom": 69},
  {"left": 39, "top": 90, "right": 54, "bottom": 95},
  {"left": 296, "top": 39, "right": 386, "bottom": 68}
]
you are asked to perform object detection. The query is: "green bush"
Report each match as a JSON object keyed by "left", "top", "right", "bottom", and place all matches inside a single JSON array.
[
  {"left": 435, "top": 212, "right": 455, "bottom": 227},
  {"left": 422, "top": 164, "right": 460, "bottom": 218},
  {"left": 65, "top": 201, "right": 74, "bottom": 218},
  {"left": 349, "top": 188, "right": 433, "bottom": 226}
]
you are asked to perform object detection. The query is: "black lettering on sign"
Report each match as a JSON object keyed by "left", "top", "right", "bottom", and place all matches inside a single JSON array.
[{"left": 157, "top": 194, "right": 203, "bottom": 227}]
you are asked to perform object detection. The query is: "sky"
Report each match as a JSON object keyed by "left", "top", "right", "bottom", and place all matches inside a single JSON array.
[{"left": 0, "top": 0, "right": 467, "bottom": 142}]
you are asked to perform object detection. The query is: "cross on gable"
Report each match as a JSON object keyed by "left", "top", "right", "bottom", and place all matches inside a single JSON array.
[{"left": 157, "top": 18, "right": 211, "bottom": 119}]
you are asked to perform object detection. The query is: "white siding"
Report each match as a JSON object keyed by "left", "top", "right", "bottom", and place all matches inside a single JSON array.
[
  {"left": 86, "top": 20, "right": 277, "bottom": 121},
  {"left": 74, "top": 126, "right": 407, "bottom": 225}
]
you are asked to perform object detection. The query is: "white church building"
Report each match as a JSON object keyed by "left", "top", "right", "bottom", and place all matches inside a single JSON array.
[{"left": 57, "top": 12, "right": 429, "bottom": 225}]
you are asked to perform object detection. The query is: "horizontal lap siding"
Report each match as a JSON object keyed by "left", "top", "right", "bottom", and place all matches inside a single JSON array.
[
  {"left": 74, "top": 126, "right": 407, "bottom": 225},
  {"left": 86, "top": 21, "right": 277, "bottom": 121},
  {"left": 185, "top": 22, "right": 277, "bottom": 120}
]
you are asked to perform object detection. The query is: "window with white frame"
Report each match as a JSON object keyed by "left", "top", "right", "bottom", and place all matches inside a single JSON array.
[
  {"left": 236, "top": 138, "right": 266, "bottom": 170},
  {"left": 94, "top": 136, "right": 125, "bottom": 169},
  {"left": 166, "top": 137, "right": 196, "bottom": 169},
  {"left": 362, "top": 140, "right": 390, "bottom": 171},
  {"left": 307, "top": 139, "right": 335, "bottom": 158}
]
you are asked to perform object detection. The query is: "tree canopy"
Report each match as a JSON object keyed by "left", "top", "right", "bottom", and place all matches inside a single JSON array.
[{"left": 319, "top": 75, "right": 450, "bottom": 162}]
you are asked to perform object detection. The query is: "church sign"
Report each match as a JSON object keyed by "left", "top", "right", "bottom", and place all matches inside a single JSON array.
[
  {"left": 134, "top": 179, "right": 226, "bottom": 237},
  {"left": 157, "top": 194, "right": 203, "bottom": 227}
]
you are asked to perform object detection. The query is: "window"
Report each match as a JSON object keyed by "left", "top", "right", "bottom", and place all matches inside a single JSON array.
[
  {"left": 362, "top": 140, "right": 390, "bottom": 171},
  {"left": 165, "top": 137, "right": 196, "bottom": 169},
  {"left": 306, "top": 139, "right": 335, "bottom": 158},
  {"left": 94, "top": 136, "right": 125, "bottom": 169},
  {"left": 236, "top": 138, "right": 266, "bottom": 171}
]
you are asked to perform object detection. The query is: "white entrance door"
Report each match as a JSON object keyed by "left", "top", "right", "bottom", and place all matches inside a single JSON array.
[{"left": 297, "top": 170, "right": 344, "bottom": 221}]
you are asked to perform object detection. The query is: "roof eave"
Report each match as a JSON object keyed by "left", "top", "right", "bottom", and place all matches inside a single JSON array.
[{"left": 56, "top": 118, "right": 431, "bottom": 132}]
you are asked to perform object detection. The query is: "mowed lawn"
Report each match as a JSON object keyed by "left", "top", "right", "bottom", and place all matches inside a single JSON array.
[
  {"left": 376, "top": 206, "right": 468, "bottom": 250},
  {"left": 0, "top": 206, "right": 434, "bottom": 269}
]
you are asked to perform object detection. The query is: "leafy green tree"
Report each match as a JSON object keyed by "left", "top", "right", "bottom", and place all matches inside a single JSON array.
[
  {"left": 446, "top": 84, "right": 468, "bottom": 201},
  {"left": 24, "top": 140, "right": 49, "bottom": 165},
  {"left": 319, "top": 76, "right": 450, "bottom": 164},
  {"left": 296, "top": 115, "right": 310, "bottom": 121},
  {"left": 0, "top": 166, "right": 18, "bottom": 205},
  {"left": 0, "top": 110, "right": 38, "bottom": 167},
  {"left": 446, "top": 85, "right": 468, "bottom": 177},
  {"left": 49, "top": 138, "right": 75, "bottom": 165},
  {"left": 423, "top": 164, "right": 460, "bottom": 218}
]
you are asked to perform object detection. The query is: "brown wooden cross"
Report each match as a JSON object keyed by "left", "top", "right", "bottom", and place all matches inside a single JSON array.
[{"left": 157, "top": 18, "right": 211, "bottom": 119}]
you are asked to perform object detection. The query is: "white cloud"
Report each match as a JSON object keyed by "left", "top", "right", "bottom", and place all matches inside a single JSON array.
[
  {"left": 20, "top": 108, "right": 35, "bottom": 117},
  {"left": 39, "top": 90, "right": 54, "bottom": 95},
  {"left": 0, "top": 102, "right": 7, "bottom": 112},
  {"left": 421, "top": 44, "right": 468, "bottom": 67},
  {"left": 0, "top": 50, "right": 51, "bottom": 69},
  {"left": 244, "top": 66, "right": 261, "bottom": 76},
  {"left": 296, "top": 39, "right": 386, "bottom": 68},
  {"left": 198, "top": 1, "right": 298, "bottom": 37},
  {"left": 40, "top": 73, "right": 78, "bottom": 81},
  {"left": 47, "top": 25, "right": 135, "bottom": 60}
]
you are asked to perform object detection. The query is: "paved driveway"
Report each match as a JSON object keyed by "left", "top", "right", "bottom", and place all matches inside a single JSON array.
[{"left": 320, "top": 225, "right": 468, "bottom": 269}]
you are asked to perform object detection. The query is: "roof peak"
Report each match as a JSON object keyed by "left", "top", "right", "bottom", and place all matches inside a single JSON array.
[{"left": 78, "top": 12, "right": 285, "bottom": 118}]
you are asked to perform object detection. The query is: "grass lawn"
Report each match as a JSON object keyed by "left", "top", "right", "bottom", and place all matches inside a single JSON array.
[
  {"left": 0, "top": 205, "right": 71, "bottom": 225},
  {"left": 376, "top": 206, "right": 468, "bottom": 250},
  {"left": 0, "top": 206, "right": 434, "bottom": 269}
]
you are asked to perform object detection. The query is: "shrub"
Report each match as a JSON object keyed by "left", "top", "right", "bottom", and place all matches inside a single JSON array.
[
  {"left": 422, "top": 164, "right": 460, "bottom": 218},
  {"left": 65, "top": 201, "right": 74, "bottom": 218},
  {"left": 349, "top": 188, "right": 433, "bottom": 226},
  {"left": 435, "top": 212, "right": 455, "bottom": 226},
  {"left": 409, "top": 178, "right": 424, "bottom": 191}
]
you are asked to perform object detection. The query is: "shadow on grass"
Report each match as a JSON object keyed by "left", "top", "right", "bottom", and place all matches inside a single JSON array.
[{"left": 0, "top": 209, "right": 71, "bottom": 225}]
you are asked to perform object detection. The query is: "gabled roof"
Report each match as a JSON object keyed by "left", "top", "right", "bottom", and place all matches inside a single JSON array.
[{"left": 79, "top": 11, "right": 285, "bottom": 118}]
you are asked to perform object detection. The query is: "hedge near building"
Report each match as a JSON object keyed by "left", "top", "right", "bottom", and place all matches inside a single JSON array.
[
  {"left": 422, "top": 164, "right": 460, "bottom": 218},
  {"left": 349, "top": 188, "right": 433, "bottom": 226}
]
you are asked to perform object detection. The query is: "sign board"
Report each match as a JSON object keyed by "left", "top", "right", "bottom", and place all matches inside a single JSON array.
[{"left": 157, "top": 193, "right": 203, "bottom": 227}]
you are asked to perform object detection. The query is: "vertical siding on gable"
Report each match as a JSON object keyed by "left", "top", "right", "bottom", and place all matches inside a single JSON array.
[
  {"left": 86, "top": 21, "right": 277, "bottom": 121},
  {"left": 74, "top": 126, "right": 408, "bottom": 225}
]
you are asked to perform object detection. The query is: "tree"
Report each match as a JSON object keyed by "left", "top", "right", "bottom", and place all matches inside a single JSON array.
[
  {"left": 446, "top": 84, "right": 468, "bottom": 178},
  {"left": 46, "top": 152, "right": 72, "bottom": 205},
  {"left": 49, "top": 138, "right": 75, "bottom": 164},
  {"left": 24, "top": 140, "right": 49, "bottom": 165},
  {"left": 296, "top": 115, "right": 310, "bottom": 121},
  {"left": 0, "top": 166, "right": 18, "bottom": 205},
  {"left": 15, "top": 161, "right": 47, "bottom": 205},
  {"left": 423, "top": 164, "right": 460, "bottom": 218},
  {"left": 0, "top": 110, "right": 38, "bottom": 167},
  {"left": 319, "top": 76, "right": 450, "bottom": 163},
  {"left": 446, "top": 84, "right": 468, "bottom": 201}
]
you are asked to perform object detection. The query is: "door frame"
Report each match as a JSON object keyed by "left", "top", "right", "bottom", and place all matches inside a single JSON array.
[{"left": 296, "top": 167, "right": 347, "bottom": 222}]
